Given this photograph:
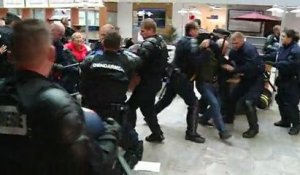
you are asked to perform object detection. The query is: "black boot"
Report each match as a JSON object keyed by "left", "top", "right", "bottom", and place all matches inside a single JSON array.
[
  {"left": 144, "top": 113, "right": 164, "bottom": 143},
  {"left": 274, "top": 120, "right": 291, "bottom": 128},
  {"left": 243, "top": 100, "right": 259, "bottom": 138},
  {"left": 186, "top": 101, "right": 205, "bottom": 143},
  {"left": 145, "top": 132, "right": 164, "bottom": 143},
  {"left": 289, "top": 125, "right": 300, "bottom": 135}
]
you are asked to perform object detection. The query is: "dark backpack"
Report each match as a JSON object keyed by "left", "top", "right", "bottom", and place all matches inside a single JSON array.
[{"left": 145, "top": 36, "right": 169, "bottom": 75}]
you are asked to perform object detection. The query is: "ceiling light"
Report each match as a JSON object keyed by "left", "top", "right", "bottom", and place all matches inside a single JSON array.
[
  {"left": 290, "top": 7, "right": 300, "bottom": 13},
  {"left": 267, "top": 5, "right": 284, "bottom": 13},
  {"left": 189, "top": 8, "right": 201, "bottom": 15},
  {"left": 178, "top": 8, "right": 189, "bottom": 15}
]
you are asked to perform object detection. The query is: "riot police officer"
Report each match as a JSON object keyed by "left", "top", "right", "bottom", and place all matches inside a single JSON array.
[
  {"left": 154, "top": 22, "right": 205, "bottom": 143},
  {"left": 0, "top": 12, "right": 21, "bottom": 78},
  {"left": 0, "top": 19, "right": 120, "bottom": 175},
  {"left": 127, "top": 18, "right": 169, "bottom": 143},
  {"left": 80, "top": 30, "right": 143, "bottom": 167},
  {"left": 223, "top": 32, "right": 264, "bottom": 138},
  {"left": 265, "top": 29, "right": 300, "bottom": 135}
]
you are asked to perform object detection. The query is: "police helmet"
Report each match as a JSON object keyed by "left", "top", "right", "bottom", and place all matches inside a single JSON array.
[{"left": 82, "top": 107, "right": 105, "bottom": 138}]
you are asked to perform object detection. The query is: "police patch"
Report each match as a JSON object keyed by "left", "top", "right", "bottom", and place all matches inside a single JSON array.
[{"left": 0, "top": 105, "right": 28, "bottom": 136}]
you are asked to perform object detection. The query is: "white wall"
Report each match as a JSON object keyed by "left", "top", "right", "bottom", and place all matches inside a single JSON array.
[
  {"left": 117, "top": 2, "right": 133, "bottom": 38},
  {"left": 282, "top": 13, "right": 300, "bottom": 32}
]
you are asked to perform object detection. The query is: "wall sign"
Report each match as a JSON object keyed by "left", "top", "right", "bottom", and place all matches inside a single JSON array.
[
  {"left": 49, "top": 0, "right": 75, "bottom": 8},
  {"left": 26, "top": 0, "right": 48, "bottom": 8},
  {"left": 3, "top": 0, "right": 25, "bottom": 8}
]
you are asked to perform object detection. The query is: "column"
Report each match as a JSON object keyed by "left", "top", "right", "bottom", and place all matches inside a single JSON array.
[
  {"left": 21, "top": 9, "right": 32, "bottom": 19},
  {"left": 99, "top": 6, "right": 107, "bottom": 27},
  {"left": 71, "top": 8, "right": 79, "bottom": 25}
]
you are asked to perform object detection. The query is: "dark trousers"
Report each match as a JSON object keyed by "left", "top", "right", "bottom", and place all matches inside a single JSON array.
[
  {"left": 154, "top": 73, "right": 198, "bottom": 114},
  {"left": 225, "top": 77, "right": 264, "bottom": 129},
  {"left": 94, "top": 104, "right": 139, "bottom": 150},
  {"left": 196, "top": 81, "right": 226, "bottom": 132},
  {"left": 127, "top": 77, "right": 162, "bottom": 135},
  {"left": 275, "top": 79, "right": 300, "bottom": 127}
]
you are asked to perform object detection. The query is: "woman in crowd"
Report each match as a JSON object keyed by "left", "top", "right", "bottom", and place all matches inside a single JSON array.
[
  {"left": 64, "top": 32, "right": 88, "bottom": 62},
  {"left": 269, "top": 29, "right": 300, "bottom": 135}
]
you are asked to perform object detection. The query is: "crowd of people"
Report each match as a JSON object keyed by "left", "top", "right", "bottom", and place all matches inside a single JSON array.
[{"left": 0, "top": 11, "right": 299, "bottom": 175}]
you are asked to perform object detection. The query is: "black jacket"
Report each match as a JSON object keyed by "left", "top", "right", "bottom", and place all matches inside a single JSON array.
[
  {"left": 229, "top": 42, "right": 264, "bottom": 80},
  {"left": 0, "top": 26, "right": 14, "bottom": 78},
  {"left": 275, "top": 42, "right": 300, "bottom": 78},
  {"left": 80, "top": 50, "right": 141, "bottom": 109},
  {"left": 0, "top": 70, "right": 118, "bottom": 175},
  {"left": 137, "top": 35, "right": 168, "bottom": 79},
  {"left": 173, "top": 36, "right": 199, "bottom": 79}
]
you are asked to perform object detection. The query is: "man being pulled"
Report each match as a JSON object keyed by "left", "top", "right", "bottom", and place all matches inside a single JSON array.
[
  {"left": 0, "top": 19, "right": 120, "bottom": 175},
  {"left": 222, "top": 32, "right": 264, "bottom": 138},
  {"left": 154, "top": 22, "right": 206, "bottom": 143},
  {"left": 80, "top": 30, "right": 143, "bottom": 168},
  {"left": 196, "top": 38, "right": 232, "bottom": 140}
]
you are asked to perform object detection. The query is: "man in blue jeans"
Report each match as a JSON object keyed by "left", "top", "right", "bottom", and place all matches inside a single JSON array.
[{"left": 196, "top": 38, "right": 232, "bottom": 140}]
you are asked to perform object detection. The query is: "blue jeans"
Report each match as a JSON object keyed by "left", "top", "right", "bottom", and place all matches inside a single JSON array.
[{"left": 196, "top": 82, "right": 226, "bottom": 132}]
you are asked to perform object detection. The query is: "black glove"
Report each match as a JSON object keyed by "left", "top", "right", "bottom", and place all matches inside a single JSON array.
[
  {"left": 103, "top": 118, "right": 122, "bottom": 141},
  {"left": 53, "top": 63, "right": 64, "bottom": 71},
  {"left": 97, "top": 118, "right": 121, "bottom": 158}
]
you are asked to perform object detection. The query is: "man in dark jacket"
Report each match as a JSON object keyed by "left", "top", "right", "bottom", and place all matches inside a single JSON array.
[
  {"left": 222, "top": 32, "right": 264, "bottom": 138},
  {"left": 127, "top": 18, "right": 169, "bottom": 143},
  {"left": 154, "top": 22, "right": 206, "bottom": 143},
  {"left": 0, "top": 19, "right": 119, "bottom": 175},
  {"left": 80, "top": 30, "right": 143, "bottom": 168}
]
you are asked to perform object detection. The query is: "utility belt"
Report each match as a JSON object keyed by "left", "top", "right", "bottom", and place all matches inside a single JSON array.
[{"left": 97, "top": 103, "right": 129, "bottom": 126}]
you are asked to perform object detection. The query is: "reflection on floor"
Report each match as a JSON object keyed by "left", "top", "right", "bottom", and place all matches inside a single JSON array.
[{"left": 134, "top": 96, "right": 300, "bottom": 175}]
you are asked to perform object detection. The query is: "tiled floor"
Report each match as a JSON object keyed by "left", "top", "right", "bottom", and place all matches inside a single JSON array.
[{"left": 134, "top": 96, "right": 300, "bottom": 175}]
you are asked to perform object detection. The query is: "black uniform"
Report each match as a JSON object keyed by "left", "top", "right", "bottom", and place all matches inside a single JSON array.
[
  {"left": 154, "top": 36, "right": 205, "bottom": 143},
  {"left": 80, "top": 50, "right": 143, "bottom": 167},
  {"left": 0, "top": 26, "right": 14, "bottom": 78},
  {"left": 225, "top": 42, "right": 264, "bottom": 138},
  {"left": 51, "top": 40, "right": 79, "bottom": 94},
  {"left": 270, "top": 42, "right": 300, "bottom": 134},
  {"left": 127, "top": 35, "right": 168, "bottom": 142},
  {"left": 0, "top": 70, "right": 119, "bottom": 175}
]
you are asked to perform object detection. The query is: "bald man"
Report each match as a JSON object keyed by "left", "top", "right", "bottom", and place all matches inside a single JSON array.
[
  {"left": 90, "top": 24, "right": 115, "bottom": 56},
  {"left": 50, "top": 22, "right": 65, "bottom": 42}
]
